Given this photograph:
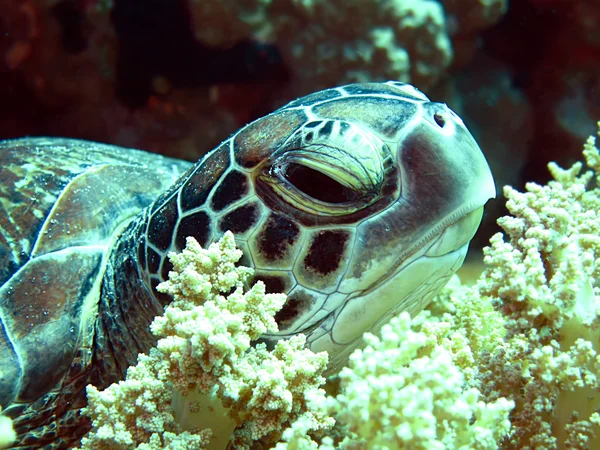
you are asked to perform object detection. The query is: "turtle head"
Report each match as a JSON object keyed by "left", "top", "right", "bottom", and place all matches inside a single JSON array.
[
  {"left": 241, "top": 82, "right": 494, "bottom": 368},
  {"left": 150, "top": 81, "right": 493, "bottom": 370}
]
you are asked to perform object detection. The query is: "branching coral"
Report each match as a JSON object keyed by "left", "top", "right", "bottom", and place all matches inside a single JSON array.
[
  {"left": 327, "top": 312, "right": 513, "bottom": 449},
  {"left": 272, "top": 311, "right": 514, "bottom": 450},
  {"left": 80, "top": 232, "right": 515, "bottom": 450},
  {"left": 426, "top": 123, "right": 600, "bottom": 449},
  {"left": 80, "top": 233, "right": 332, "bottom": 449},
  {"left": 478, "top": 125, "right": 600, "bottom": 449}
]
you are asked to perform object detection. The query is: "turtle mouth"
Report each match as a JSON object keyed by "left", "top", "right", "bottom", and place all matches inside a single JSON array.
[
  {"left": 259, "top": 206, "right": 485, "bottom": 347},
  {"left": 354, "top": 205, "right": 485, "bottom": 300},
  {"left": 313, "top": 205, "right": 486, "bottom": 350},
  {"left": 382, "top": 204, "right": 485, "bottom": 296},
  {"left": 337, "top": 204, "right": 485, "bottom": 313},
  {"left": 396, "top": 204, "right": 486, "bottom": 270},
  {"left": 422, "top": 205, "right": 485, "bottom": 258}
]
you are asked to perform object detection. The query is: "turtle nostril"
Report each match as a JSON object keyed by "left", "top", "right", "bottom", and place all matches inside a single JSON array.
[{"left": 433, "top": 112, "right": 446, "bottom": 128}]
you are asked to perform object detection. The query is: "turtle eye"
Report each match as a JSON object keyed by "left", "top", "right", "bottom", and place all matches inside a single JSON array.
[{"left": 283, "top": 162, "right": 358, "bottom": 203}]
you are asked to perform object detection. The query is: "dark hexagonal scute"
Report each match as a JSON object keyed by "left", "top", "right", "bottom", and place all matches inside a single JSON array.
[
  {"left": 257, "top": 213, "right": 301, "bottom": 262},
  {"left": 312, "top": 97, "right": 418, "bottom": 140},
  {"left": 317, "top": 120, "right": 334, "bottom": 139},
  {"left": 218, "top": 203, "right": 260, "bottom": 234},
  {"left": 137, "top": 241, "right": 146, "bottom": 271},
  {"left": 174, "top": 211, "right": 212, "bottom": 251},
  {"left": 274, "top": 289, "right": 314, "bottom": 330},
  {"left": 233, "top": 109, "right": 306, "bottom": 169},
  {"left": 257, "top": 274, "right": 286, "bottom": 294},
  {"left": 304, "top": 230, "right": 349, "bottom": 276},
  {"left": 181, "top": 143, "right": 230, "bottom": 212},
  {"left": 251, "top": 271, "right": 293, "bottom": 294},
  {"left": 147, "top": 196, "right": 178, "bottom": 252},
  {"left": 147, "top": 246, "right": 160, "bottom": 274},
  {"left": 210, "top": 170, "right": 249, "bottom": 212}
]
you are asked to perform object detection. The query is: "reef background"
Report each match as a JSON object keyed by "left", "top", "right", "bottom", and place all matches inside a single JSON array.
[{"left": 1, "top": 0, "right": 599, "bottom": 247}]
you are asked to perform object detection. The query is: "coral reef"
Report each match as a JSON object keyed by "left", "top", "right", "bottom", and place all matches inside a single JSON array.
[
  {"left": 188, "top": 0, "right": 507, "bottom": 96},
  {"left": 321, "top": 312, "right": 513, "bottom": 449},
  {"left": 78, "top": 235, "right": 514, "bottom": 450},
  {"left": 3, "top": 1, "right": 600, "bottom": 447},
  {"left": 426, "top": 124, "right": 600, "bottom": 449},
  {"left": 0, "top": 0, "right": 284, "bottom": 160},
  {"left": 273, "top": 315, "right": 513, "bottom": 450},
  {"left": 80, "top": 233, "right": 332, "bottom": 449}
]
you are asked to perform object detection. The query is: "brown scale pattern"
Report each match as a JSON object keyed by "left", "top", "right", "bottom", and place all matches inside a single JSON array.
[
  {"left": 218, "top": 203, "right": 260, "bottom": 234},
  {"left": 274, "top": 290, "right": 314, "bottom": 329},
  {"left": 210, "top": 170, "right": 249, "bottom": 211},
  {"left": 304, "top": 230, "right": 349, "bottom": 276},
  {"left": 180, "top": 143, "right": 230, "bottom": 212},
  {"left": 147, "top": 199, "right": 178, "bottom": 252},
  {"left": 175, "top": 211, "right": 212, "bottom": 250},
  {"left": 257, "top": 213, "right": 301, "bottom": 262},
  {"left": 233, "top": 109, "right": 307, "bottom": 168}
]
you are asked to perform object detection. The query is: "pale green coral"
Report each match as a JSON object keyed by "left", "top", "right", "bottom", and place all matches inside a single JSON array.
[
  {"left": 478, "top": 126, "right": 600, "bottom": 449},
  {"left": 327, "top": 312, "right": 514, "bottom": 449},
  {"left": 80, "top": 233, "right": 331, "bottom": 450},
  {"left": 273, "top": 311, "right": 513, "bottom": 450},
  {"left": 0, "top": 407, "right": 16, "bottom": 450},
  {"left": 425, "top": 123, "right": 600, "bottom": 449}
]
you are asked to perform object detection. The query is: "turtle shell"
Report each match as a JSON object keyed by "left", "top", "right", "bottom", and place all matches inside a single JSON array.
[{"left": 0, "top": 138, "right": 190, "bottom": 447}]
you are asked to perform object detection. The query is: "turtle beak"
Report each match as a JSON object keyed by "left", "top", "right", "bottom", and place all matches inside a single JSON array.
[
  {"left": 398, "top": 102, "right": 496, "bottom": 220},
  {"left": 397, "top": 101, "right": 495, "bottom": 255}
]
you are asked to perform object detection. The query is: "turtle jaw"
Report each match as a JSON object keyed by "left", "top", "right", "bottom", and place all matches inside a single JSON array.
[{"left": 302, "top": 204, "right": 487, "bottom": 369}]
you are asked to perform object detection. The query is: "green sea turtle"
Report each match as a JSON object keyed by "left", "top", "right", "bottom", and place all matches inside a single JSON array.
[{"left": 0, "top": 81, "right": 495, "bottom": 448}]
